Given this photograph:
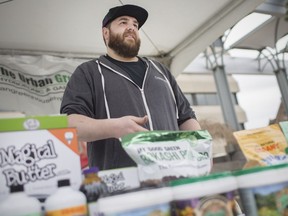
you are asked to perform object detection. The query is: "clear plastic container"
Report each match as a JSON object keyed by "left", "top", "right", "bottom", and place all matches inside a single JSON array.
[
  {"left": 44, "top": 179, "right": 87, "bottom": 215},
  {"left": 96, "top": 187, "right": 173, "bottom": 215},
  {"left": 0, "top": 184, "right": 42, "bottom": 216},
  {"left": 234, "top": 163, "right": 288, "bottom": 216},
  {"left": 170, "top": 172, "right": 242, "bottom": 215}
]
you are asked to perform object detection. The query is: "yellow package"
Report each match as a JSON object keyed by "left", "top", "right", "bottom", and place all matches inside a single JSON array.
[{"left": 233, "top": 124, "right": 288, "bottom": 166}]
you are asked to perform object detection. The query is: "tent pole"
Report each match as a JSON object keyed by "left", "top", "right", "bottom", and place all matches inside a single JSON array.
[
  {"left": 212, "top": 66, "right": 241, "bottom": 131},
  {"left": 274, "top": 68, "right": 288, "bottom": 115}
]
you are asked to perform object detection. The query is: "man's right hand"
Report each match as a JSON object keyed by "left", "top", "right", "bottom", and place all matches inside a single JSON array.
[
  {"left": 67, "top": 114, "right": 149, "bottom": 142},
  {"left": 113, "top": 115, "right": 149, "bottom": 139}
]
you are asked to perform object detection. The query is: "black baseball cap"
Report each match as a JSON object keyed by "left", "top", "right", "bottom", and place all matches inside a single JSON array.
[{"left": 102, "top": 4, "right": 148, "bottom": 29}]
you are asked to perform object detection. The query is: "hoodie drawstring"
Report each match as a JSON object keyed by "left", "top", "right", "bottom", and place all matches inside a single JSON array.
[{"left": 96, "top": 60, "right": 111, "bottom": 119}]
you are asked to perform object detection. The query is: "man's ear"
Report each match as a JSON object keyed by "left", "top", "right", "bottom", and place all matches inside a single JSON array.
[{"left": 102, "top": 27, "right": 109, "bottom": 44}]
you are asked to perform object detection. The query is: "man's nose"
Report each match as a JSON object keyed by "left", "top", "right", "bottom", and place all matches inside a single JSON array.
[{"left": 127, "top": 24, "right": 136, "bottom": 31}]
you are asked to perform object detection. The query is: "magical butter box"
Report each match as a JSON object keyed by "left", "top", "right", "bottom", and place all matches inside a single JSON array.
[{"left": 0, "top": 122, "right": 82, "bottom": 201}]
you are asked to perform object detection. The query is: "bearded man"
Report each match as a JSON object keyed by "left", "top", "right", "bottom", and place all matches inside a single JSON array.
[{"left": 60, "top": 4, "right": 201, "bottom": 170}]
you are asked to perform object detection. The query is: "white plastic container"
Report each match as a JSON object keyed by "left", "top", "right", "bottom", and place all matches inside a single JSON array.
[
  {"left": 170, "top": 172, "right": 241, "bottom": 215},
  {"left": 95, "top": 187, "right": 172, "bottom": 215},
  {"left": 234, "top": 163, "right": 288, "bottom": 216},
  {"left": 45, "top": 179, "right": 87, "bottom": 215},
  {"left": 0, "top": 184, "right": 42, "bottom": 216}
]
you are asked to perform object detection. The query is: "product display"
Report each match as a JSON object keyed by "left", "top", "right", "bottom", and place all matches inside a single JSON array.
[
  {"left": 0, "top": 184, "right": 42, "bottom": 216},
  {"left": 1, "top": 114, "right": 288, "bottom": 216},
  {"left": 45, "top": 179, "right": 87, "bottom": 215}
]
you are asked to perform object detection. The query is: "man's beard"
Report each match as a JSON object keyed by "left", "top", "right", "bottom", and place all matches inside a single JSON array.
[{"left": 108, "top": 30, "right": 141, "bottom": 58}]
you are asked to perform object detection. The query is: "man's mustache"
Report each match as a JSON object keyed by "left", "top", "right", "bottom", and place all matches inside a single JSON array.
[{"left": 123, "top": 31, "right": 136, "bottom": 39}]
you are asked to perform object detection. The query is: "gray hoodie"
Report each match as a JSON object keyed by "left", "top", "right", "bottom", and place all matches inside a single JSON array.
[{"left": 60, "top": 55, "right": 197, "bottom": 170}]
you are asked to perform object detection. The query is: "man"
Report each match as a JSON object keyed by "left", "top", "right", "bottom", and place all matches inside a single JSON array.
[{"left": 60, "top": 4, "right": 201, "bottom": 170}]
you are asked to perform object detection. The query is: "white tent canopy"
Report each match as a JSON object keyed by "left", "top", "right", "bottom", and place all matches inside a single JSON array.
[{"left": 0, "top": 0, "right": 265, "bottom": 76}]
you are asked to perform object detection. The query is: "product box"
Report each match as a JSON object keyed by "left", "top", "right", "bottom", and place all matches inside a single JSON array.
[
  {"left": 87, "top": 167, "right": 141, "bottom": 215},
  {"left": 0, "top": 127, "right": 82, "bottom": 202},
  {"left": 98, "top": 167, "right": 140, "bottom": 193}
]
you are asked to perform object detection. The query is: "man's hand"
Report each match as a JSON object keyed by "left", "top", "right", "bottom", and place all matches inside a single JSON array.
[
  {"left": 113, "top": 115, "right": 149, "bottom": 139},
  {"left": 67, "top": 114, "right": 149, "bottom": 142}
]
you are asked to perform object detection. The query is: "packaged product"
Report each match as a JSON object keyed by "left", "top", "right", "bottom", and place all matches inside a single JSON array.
[
  {"left": 0, "top": 127, "right": 82, "bottom": 202},
  {"left": 98, "top": 166, "right": 140, "bottom": 193},
  {"left": 79, "top": 167, "right": 108, "bottom": 215},
  {"left": 233, "top": 124, "right": 288, "bottom": 166},
  {"left": 45, "top": 179, "right": 87, "bottom": 215},
  {"left": 121, "top": 130, "right": 213, "bottom": 185},
  {"left": 80, "top": 167, "right": 108, "bottom": 202}
]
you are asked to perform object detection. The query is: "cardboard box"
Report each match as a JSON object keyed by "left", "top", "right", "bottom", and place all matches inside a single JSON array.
[
  {"left": 0, "top": 128, "right": 82, "bottom": 201},
  {"left": 98, "top": 167, "right": 140, "bottom": 193},
  {"left": 88, "top": 167, "right": 140, "bottom": 215}
]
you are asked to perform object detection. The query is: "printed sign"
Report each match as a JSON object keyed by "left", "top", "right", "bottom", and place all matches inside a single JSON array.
[
  {"left": 0, "top": 55, "right": 85, "bottom": 115},
  {"left": 0, "top": 128, "right": 82, "bottom": 201}
]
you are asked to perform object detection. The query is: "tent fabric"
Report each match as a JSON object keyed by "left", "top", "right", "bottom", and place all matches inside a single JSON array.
[{"left": 0, "top": 0, "right": 265, "bottom": 76}]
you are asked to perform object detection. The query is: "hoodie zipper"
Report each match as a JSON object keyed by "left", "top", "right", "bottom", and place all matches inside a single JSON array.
[
  {"left": 141, "top": 63, "right": 153, "bottom": 130},
  {"left": 140, "top": 88, "right": 153, "bottom": 130},
  {"left": 99, "top": 61, "right": 153, "bottom": 130}
]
